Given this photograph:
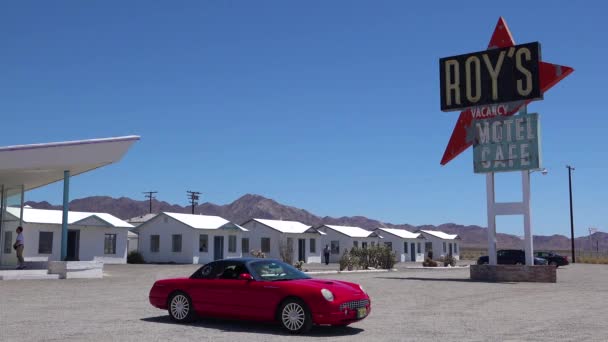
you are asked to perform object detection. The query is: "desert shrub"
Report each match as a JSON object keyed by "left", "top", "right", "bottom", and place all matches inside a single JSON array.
[
  {"left": 339, "top": 248, "right": 350, "bottom": 271},
  {"left": 294, "top": 260, "right": 304, "bottom": 271},
  {"left": 442, "top": 254, "right": 456, "bottom": 267},
  {"left": 423, "top": 258, "right": 438, "bottom": 267},
  {"left": 279, "top": 239, "right": 294, "bottom": 264},
  {"left": 250, "top": 249, "right": 266, "bottom": 258},
  {"left": 127, "top": 251, "right": 145, "bottom": 264}
]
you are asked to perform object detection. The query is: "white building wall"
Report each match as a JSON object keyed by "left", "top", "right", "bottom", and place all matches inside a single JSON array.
[
  {"left": 379, "top": 233, "right": 425, "bottom": 262},
  {"left": 317, "top": 227, "right": 383, "bottom": 263},
  {"left": 128, "top": 233, "right": 138, "bottom": 253},
  {"left": 137, "top": 216, "right": 196, "bottom": 264},
  {"left": 241, "top": 221, "right": 322, "bottom": 263},
  {"left": 242, "top": 221, "right": 282, "bottom": 259},
  {"left": 421, "top": 233, "right": 460, "bottom": 260},
  {"left": 79, "top": 225, "right": 128, "bottom": 264},
  {"left": 18, "top": 222, "right": 128, "bottom": 263},
  {"left": 192, "top": 230, "right": 244, "bottom": 264}
]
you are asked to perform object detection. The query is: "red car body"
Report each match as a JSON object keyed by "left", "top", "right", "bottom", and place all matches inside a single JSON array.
[{"left": 149, "top": 258, "right": 371, "bottom": 332}]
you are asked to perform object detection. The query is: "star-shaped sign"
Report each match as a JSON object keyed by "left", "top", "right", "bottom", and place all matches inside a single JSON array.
[{"left": 440, "top": 17, "right": 574, "bottom": 166}]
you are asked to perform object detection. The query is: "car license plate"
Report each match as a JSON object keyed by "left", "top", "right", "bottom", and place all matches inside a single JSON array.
[{"left": 357, "top": 307, "right": 367, "bottom": 319}]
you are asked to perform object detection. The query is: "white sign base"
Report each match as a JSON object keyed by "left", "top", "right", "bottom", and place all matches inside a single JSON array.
[{"left": 485, "top": 171, "right": 534, "bottom": 266}]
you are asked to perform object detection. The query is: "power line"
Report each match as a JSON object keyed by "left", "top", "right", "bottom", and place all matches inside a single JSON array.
[
  {"left": 143, "top": 191, "right": 158, "bottom": 214},
  {"left": 186, "top": 191, "right": 201, "bottom": 215}
]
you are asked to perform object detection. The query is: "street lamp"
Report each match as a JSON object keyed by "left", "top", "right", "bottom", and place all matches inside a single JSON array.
[{"left": 566, "top": 165, "right": 575, "bottom": 263}]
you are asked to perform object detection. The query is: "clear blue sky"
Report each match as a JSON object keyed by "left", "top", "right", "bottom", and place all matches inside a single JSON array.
[{"left": 2, "top": 1, "right": 606, "bottom": 237}]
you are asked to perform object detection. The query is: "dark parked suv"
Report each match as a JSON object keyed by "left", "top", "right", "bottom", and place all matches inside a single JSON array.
[
  {"left": 534, "top": 251, "right": 569, "bottom": 267},
  {"left": 477, "top": 249, "right": 548, "bottom": 265}
]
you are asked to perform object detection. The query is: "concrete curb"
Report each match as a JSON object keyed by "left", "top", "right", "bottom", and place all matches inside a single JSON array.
[
  {"left": 305, "top": 268, "right": 398, "bottom": 275},
  {"left": 400, "top": 265, "right": 470, "bottom": 270}
]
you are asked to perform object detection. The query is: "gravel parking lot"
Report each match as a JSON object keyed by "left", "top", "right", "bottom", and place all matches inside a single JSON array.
[{"left": 1, "top": 264, "right": 607, "bottom": 342}]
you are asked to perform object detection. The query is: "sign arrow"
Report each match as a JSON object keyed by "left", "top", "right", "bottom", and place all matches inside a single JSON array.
[{"left": 440, "top": 17, "right": 574, "bottom": 166}]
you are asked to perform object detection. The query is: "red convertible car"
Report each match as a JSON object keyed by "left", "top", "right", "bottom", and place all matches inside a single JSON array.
[{"left": 149, "top": 258, "right": 371, "bottom": 333}]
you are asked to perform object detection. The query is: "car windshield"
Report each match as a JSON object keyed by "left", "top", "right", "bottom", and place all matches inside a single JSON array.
[{"left": 249, "top": 260, "right": 311, "bottom": 281}]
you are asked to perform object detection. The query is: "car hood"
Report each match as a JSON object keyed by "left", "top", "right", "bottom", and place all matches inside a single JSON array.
[{"left": 286, "top": 278, "right": 366, "bottom": 297}]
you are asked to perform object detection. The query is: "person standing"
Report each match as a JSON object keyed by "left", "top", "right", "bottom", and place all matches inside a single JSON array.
[
  {"left": 14, "top": 226, "right": 25, "bottom": 269},
  {"left": 323, "top": 245, "right": 331, "bottom": 265}
]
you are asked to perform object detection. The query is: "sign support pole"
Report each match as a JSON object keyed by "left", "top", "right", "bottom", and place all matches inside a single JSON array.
[
  {"left": 522, "top": 168, "right": 534, "bottom": 265},
  {"left": 486, "top": 172, "right": 497, "bottom": 265}
]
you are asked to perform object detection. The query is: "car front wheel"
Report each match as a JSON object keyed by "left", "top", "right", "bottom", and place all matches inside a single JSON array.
[
  {"left": 168, "top": 291, "right": 196, "bottom": 323},
  {"left": 279, "top": 298, "right": 312, "bottom": 334}
]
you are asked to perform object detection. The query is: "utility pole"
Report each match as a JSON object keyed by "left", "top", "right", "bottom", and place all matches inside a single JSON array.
[
  {"left": 567, "top": 165, "right": 575, "bottom": 263},
  {"left": 143, "top": 191, "right": 157, "bottom": 214},
  {"left": 187, "top": 191, "right": 201, "bottom": 214}
]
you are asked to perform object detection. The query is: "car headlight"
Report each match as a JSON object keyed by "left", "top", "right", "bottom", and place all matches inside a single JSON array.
[
  {"left": 359, "top": 285, "right": 367, "bottom": 294},
  {"left": 321, "top": 288, "right": 334, "bottom": 302}
]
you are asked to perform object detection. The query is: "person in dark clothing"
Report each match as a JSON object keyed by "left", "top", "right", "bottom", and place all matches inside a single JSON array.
[{"left": 323, "top": 245, "right": 331, "bottom": 265}]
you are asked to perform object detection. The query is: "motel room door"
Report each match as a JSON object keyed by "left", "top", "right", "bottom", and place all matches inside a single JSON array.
[
  {"left": 298, "top": 239, "right": 306, "bottom": 262},
  {"left": 67, "top": 230, "right": 80, "bottom": 261},
  {"left": 214, "top": 236, "right": 224, "bottom": 260},
  {"left": 410, "top": 243, "right": 416, "bottom": 262}
]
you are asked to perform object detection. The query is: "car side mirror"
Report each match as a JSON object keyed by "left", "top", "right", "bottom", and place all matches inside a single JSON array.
[{"left": 238, "top": 273, "right": 254, "bottom": 281}]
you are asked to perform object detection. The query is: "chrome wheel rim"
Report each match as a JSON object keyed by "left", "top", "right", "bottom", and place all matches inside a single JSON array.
[
  {"left": 170, "top": 294, "right": 190, "bottom": 320},
  {"left": 282, "top": 303, "right": 305, "bottom": 331}
]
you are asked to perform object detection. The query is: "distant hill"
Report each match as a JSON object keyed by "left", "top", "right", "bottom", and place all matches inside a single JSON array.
[{"left": 25, "top": 194, "right": 607, "bottom": 251}]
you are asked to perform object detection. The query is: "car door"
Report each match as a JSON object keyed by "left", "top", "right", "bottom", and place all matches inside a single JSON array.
[
  {"left": 204, "top": 261, "right": 254, "bottom": 317},
  {"left": 240, "top": 261, "right": 289, "bottom": 321},
  {"left": 187, "top": 262, "right": 221, "bottom": 315}
]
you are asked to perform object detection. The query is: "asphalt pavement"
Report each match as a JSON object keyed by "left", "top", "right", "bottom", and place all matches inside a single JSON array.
[{"left": 1, "top": 263, "right": 607, "bottom": 342}]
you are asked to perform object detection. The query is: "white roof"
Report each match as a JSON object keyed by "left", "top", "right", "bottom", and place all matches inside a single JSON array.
[
  {"left": 0, "top": 136, "right": 139, "bottom": 191},
  {"left": 127, "top": 213, "right": 157, "bottom": 224},
  {"left": 250, "top": 219, "right": 314, "bottom": 234},
  {"left": 376, "top": 228, "right": 421, "bottom": 239},
  {"left": 7, "top": 207, "right": 133, "bottom": 228},
  {"left": 419, "top": 230, "right": 459, "bottom": 240},
  {"left": 323, "top": 225, "right": 375, "bottom": 238},
  {"left": 164, "top": 212, "right": 247, "bottom": 231}
]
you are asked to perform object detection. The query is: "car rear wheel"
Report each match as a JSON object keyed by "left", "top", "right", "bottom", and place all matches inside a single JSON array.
[
  {"left": 279, "top": 298, "right": 312, "bottom": 334},
  {"left": 168, "top": 291, "right": 196, "bottom": 323},
  {"left": 549, "top": 261, "right": 559, "bottom": 267}
]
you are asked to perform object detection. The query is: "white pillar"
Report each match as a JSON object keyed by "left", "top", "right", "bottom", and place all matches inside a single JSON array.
[
  {"left": 486, "top": 173, "right": 497, "bottom": 265},
  {"left": 522, "top": 170, "right": 534, "bottom": 265}
]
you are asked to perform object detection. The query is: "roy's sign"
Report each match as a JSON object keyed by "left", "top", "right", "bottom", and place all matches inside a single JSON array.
[
  {"left": 440, "top": 42, "right": 542, "bottom": 112},
  {"left": 472, "top": 113, "right": 541, "bottom": 173}
]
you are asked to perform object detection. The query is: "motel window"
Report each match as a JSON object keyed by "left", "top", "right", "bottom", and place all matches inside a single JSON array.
[
  {"left": 38, "top": 232, "right": 53, "bottom": 254},
  {"left": 242, "top": 238, "right": 249, "bottom": 254},
  {"left": 404, "top": 242, "right": 408, "bottom": 254},
  {"left": 384, "top": 242, "right": 392, "bottom": 251},
  {"left": 353, "top": 241, "right": 359, "bottom": 248},
  {"left": 150, "top": 235, "right": 160, "bottom": 253},
  {"left": 228, "top": 235, "right": 237, "bottom": 253},
  {"left": 425, "top": 242, "right": 433, "bottom": 254},
  {"left": 371, "top": 241, "right": 375, "bottom": 247},
  {"left": 361, "top": 242, "right": 368, "bottom": 249},
  {"left": 104, "top": 234, "right": 117, "bottom": 254},
  {"left": 455, "top": 243, "right": 458, "bottom": 254},
  {"left": 417, "top": 242, "right": 422, "bottom": 254},
  {"left": 330, "top": 240, "right": 340, "bottom": 254},
  {"left": 163, "top": 217, "right": 169, "bottom": 224},
  {"left": 310, "top": 238, "right": 316, "bottom": 253},
  {"left": 172, "top": 234, "right": 182, "bottom": 253},
  {"left": 443, "top": 242, "right": 447, "bottom": 253},
  {"left": 261, "top": 238, "right": 271, "bottom": 253},
  {"left": 199, "top": 234, "right": 208, "bottom": 252},
  {"left": 3, "top": 231, "right": 12, "bottom": 254}
]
